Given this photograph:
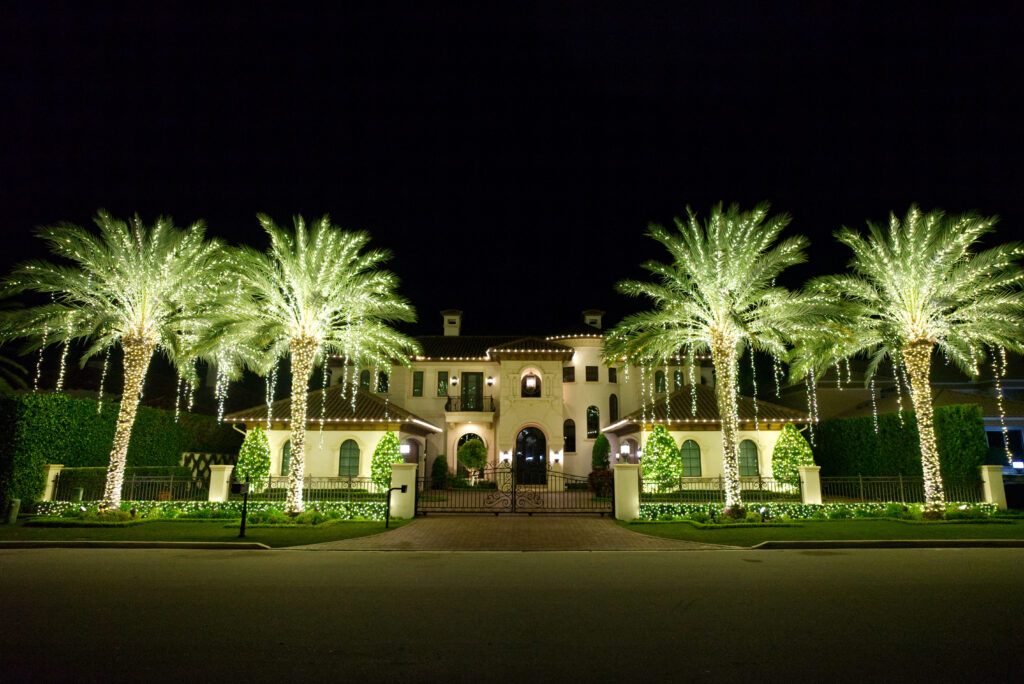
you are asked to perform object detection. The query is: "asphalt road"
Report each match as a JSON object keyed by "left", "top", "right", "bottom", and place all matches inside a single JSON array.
[{"left": 2, "top": 548, "right": 1022, "bottom": 683}]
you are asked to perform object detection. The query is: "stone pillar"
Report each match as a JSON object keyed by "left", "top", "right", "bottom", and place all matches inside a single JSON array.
[
  {"left": 389, "top": 463, "right": 418, "bottom": 519},
  {"left": 797, "top": 465, "right": 822, "bottom": 505},
  {"left": 979, "top": 465, "right": 1007, "bottom": 510},
  {"left": 208, "top": 465, "right": 234, "bottom": 503},
  {"left": 42, "top": 464, "right": 64, "bottom": 502},
  {"left": 613, "top": 464, "right": 640, "bottom": 521},
  {"left": 547, "top": 458, "right": 564, "bottom": 491}
]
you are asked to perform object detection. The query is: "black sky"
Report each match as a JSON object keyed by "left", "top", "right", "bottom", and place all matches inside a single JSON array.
[{"left": 2, "top": 1, "right": 1022, "bottom": 336}]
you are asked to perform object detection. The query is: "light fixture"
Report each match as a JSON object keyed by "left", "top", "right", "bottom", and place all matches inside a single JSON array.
[
  {"left": 620, "top": 443, "right": 630, "bottom": 455},
  {"left": 450, "top": 376, "right": 458, "bottom": 385},
  {"left": 486, "top": 376, "right": 494, "bottom": 386},
  {"left": 525, "top": 375, "right": 537, "bottom": 390},
  {"left": 399, "top": 444, "right": 411, "bottom": 455},
  {"left": 1013, "top": 461, "right": 1024, "bottom": 469}
]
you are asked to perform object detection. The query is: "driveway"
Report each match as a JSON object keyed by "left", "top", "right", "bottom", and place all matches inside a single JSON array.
[{"left": 298, "top": 514, "right": 729, "bottom": 551}]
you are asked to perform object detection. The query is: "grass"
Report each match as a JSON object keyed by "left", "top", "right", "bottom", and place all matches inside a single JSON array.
[
  {"left": 0, "top": 517, "right": 410, "bottom": 548},
  {"left": 619, "top": 518, "right": 1024, "bottom": 547}
]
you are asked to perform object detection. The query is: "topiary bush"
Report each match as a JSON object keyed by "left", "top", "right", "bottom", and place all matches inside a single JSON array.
[
  {"left": 457, "top": 437, "right": 487, "bottom": 472},
  {"left": 771, "top": 424, "right": 815, "bottom": 486},
  {"left": 430, "top": 455, "right": 448, "bottom": 489},
  {"left": 370, "top": 431, "right": 403, "bottom": 490},
  {"left": 640, "top": 425, "right": 683, "bottom": 490},
  {"left": 592, "top": 433, "right": 611, "bottom": 469},
  {"left": 235, "top": 425, "right": 271, "bottom": 487}
]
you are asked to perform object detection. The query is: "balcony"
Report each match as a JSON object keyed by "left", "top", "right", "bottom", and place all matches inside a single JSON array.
[{"left": 444, "top": 395, "right": 495, "bottom": 425}]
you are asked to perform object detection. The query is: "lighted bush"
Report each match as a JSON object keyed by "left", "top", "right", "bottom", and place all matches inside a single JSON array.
[
  {"left": 771, "top": 424, "right": 815, "bottom": 486},
  {"left": 370, "top": 431, "right": 403, "bottom": 489},
  {"left": 640, "top": 425, "right": 683, "bottom": 490},
  {"left": 235, "top": 425, "right": 271, "bottom": 487}
]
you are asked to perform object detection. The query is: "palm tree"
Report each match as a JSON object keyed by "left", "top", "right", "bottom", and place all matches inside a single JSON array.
[
  {"left": 604, "top": 203, "right": 813, "bottom": 515},
  {"left": 0, "top": 212, "right": 227, "bottom": 508},
  {"left": 796, "top": 206, "right": 1024, "bottom": 511},
  {"left": 216, "top": 214, "right": 420, "bottom": 514}
]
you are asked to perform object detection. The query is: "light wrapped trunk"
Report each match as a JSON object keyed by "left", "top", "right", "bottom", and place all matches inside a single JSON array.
[
  {"left": 709, "top": 329, "right": 744, "bottom": 514},
  {"left": 285, "top": 336, "right": 318, "bottom": 514},
  {"left": 902, "top": 341, "right": 945, "bottom": 510},
  {"left": 101, "top": 338, "right": 156, "bottom": 510}
]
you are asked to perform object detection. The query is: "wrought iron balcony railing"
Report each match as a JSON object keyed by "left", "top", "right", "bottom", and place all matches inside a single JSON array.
[{"left": 444, "top": 395, "right": 495, "bottom": 412}]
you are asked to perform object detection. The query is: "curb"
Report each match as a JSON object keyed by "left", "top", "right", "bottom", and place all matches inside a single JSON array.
[
  {"left": 0, "top": 541, "right": 271, "bottom": 550},
  {"left": 752, "top": 539, "right": 1024, "bottom": 549}
]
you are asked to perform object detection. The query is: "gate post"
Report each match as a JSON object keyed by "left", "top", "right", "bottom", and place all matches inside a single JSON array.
[
  {"left": 797, "top": 466, "right": 822, "bottom": 505},
  {"left": 613, "top": 464, "right": 640, "bottom": 521},
  {"left": 208, "top": 465, "right": 234, "bottom": 502},
  {"left": 979, "top": 465, "right": 1007, "bottom": 510},
  {"left": 390, "top": 463, "right": 418, "bottom": 519},
  {"left": 42, "top": 464, "right": 64, "bottom": 502}
]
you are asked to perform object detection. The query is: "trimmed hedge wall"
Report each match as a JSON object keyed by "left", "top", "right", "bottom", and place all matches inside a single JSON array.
[
  {"left": 813, "top": 404, "right": 988, "bottom": 480},
  {"left": 0, "top": 393, "right": 242, "bottom": 507}
]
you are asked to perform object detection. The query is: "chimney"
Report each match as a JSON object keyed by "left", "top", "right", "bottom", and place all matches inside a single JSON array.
[
  {"left": 441, "top": 309, "right": 463, "bottom": 336},
  {"left": 582, "top": 309, "right": 605, "bottom": 330}
]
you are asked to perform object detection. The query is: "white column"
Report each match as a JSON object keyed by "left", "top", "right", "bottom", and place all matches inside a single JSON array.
[
  {"left": 979, "top": 465, "right": 1007, "bottom": 510},
  {"left": 389, "top": 463, "right": 418, "bottom": 519},
  {"left": 613, "top": 463, "right": 640, "bottom": 521},
  {"left": 797, "top": 465, "right": 822, "bottom": 505},
  {"left": 208, "top": 465, "right": 234, "bottom": 503},
  {"left": 42, "top": 464, "right": 64, "bottom": 502}
]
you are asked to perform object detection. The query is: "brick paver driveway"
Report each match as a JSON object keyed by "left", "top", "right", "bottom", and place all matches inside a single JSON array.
[{"left": 296, "top": 515, "right": 730, "bottom": 551}]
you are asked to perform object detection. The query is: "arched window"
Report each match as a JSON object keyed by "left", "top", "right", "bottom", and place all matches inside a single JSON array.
[
  {"left": 280, "top": 441, "right": 291, "bottom": 476},
  {"left": 739, "top": 440, "right": 759, "bottom": 476},
  {"left": 674, "top": 369, "right": 684, "bottom": 390},
  {"left": 680, "top": 439, "right": 701, "bottom": 477},
  {"left": 339, "top": 440, "right": 360, "bottom": 477},
  {"left": 359, "top": 370, "right": 370, "bottom": 390},
  {"left": 586, "top": 405, "right": 600, "bottom": 438},
  {"left": 521, "top": 373, "right": 541, "bottom": 397},
  {"left": 376, "top": 371, "right": 389, "bottom": 393},
  {"left": 563, "top": 419, "right": 576, "bottom": 453},
  {"left": 609, "top": 394, "right": 619, "bottom": 422},
  {"left": 458, "top": 433, "right": 483, "bottom": 449},
  {"left": 654, "top": 370, "right": 666, "bottom": 393}
]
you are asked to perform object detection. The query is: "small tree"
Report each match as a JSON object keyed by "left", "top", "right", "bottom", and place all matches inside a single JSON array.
[
  {"left": 430, "top": 454, "right": 448, "bottom": 489},
  {"left": 371, "top": 431, "right": 403, "bottom": 490},
  {"left": 235, "top": 425, "right": 271, "bottom": 488},
  {"left": 591, "top": 433, "right": 611, "bottom": 469},
  {"left": 457, "top": 438, "right": 487, "bottom": 472},
  {"left": 771, "top": 424, "right": 815, "bottom": 487},
  {"left": 641, "top": 425, "right": 683, "bottom": 491}
]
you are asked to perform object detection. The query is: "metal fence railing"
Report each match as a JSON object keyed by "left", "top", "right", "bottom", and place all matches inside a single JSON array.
[
  {"left": 229, "top": 476, "right": 388, "bottom": 502},
  {"left": 821, "top": 475, "right": 983, "bottom": 504},
  {"left": 640, "top": 476, "right": 802, "bottom": 503},
  {"left": 52, "top": 469, "right": 208, "bottom": 502}
]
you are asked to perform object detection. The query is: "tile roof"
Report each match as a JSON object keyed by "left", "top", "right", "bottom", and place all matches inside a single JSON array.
[
  {"left": 413, "top": 335, "right": 519, "bottom": 359},
  {"left": 224, "top": 386, "right": 441, "bottom": 431},
  {"left": 606, "top": 384, "right": 809, "bottom": 432}
]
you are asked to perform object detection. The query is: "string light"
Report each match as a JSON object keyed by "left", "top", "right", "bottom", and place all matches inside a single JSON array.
[
  {"left": 902, "top": 341, "right": 945, "bottom": 509},
  {"left": 869, "top": 377, "right": 879, "bottom": 434},
  {"left": 55, "top": 317, "right": 73, "bottom": 392},
  {"left": 991, "top": 348, "right": 1012, "bottom": 463},
  {"left": 97, "top": 347, "right": 111, "bottom": 414},
  {"left": 33, "top": 323, "right": 48, "bottom": 392},
  {"left": 102, "top": 335, "right": 157, "bottom": 509}
]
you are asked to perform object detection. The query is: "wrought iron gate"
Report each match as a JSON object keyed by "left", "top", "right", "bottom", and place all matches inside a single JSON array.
[{"left": 416, "top": 465, "right": 613, "bottom": 515}]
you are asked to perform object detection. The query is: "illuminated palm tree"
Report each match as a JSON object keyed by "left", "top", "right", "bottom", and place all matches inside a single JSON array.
[
  {"left": 604, "top": 203, "right": 813, "bottom": 515},
  {"left": 796, "top": 206, "right": 1024, "bottom": 510},
  {"left": 217, "top": 214, "right": 420, "bottom": 513},
  {"left": 0, "top": 212, "right": 227, "bottom": 508}
]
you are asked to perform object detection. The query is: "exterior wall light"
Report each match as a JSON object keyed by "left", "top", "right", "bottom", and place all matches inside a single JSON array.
[
  {"left": 399, "top": 444, "right": 411, "bottom": 455},
  {"left": 486, "top": 376, "right": 494, "bottom": 386},
  {"left": 525, "top": 376, "right": 537, "bottom": 390},
  {"left": 620, "top": 443, "right": 630, "bottom": 455},
  {"left": 450, "top": 376, "right": 458, "bottom": 385}
]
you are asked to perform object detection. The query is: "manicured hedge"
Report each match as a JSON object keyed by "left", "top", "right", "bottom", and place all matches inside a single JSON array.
[
  {"left": 0, "top": 393, "right": 242, "bottom": 507},
  {"left": 813, "top": 404, "right": 988, "bottom": 480}
]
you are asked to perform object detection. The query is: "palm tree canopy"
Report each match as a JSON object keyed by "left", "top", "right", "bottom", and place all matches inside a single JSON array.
[
  {"left": 604, "top": 202, "right": 814, "bottom": 364},
  {"left": 0, "top": 211, "right": 227, "bottom": 369},
  {"left": 796, "top": 205, "right": 1024, "bottom": 381},
  {"left": 210, "top": 214, "right": 420, "bottom": 372}
]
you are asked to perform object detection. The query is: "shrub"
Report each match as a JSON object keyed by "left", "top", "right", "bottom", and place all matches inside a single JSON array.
[
  {"left": 235, "top": 426, "right": 271, "bottom": 487},
  {"left": 294, "top": 510, "right": 329, "bottom": 525},
  {"left": 588, "top": 468, "right": 614, "bottom": 497},
  {"left": 883, "top": 503, "right": 906, "bottom": 518},
  {"left": 457, "top": 437, "right": 487, "bottom": 472},
  {"left": 592, "top": 434, "right": 611, "bottom": 469},
  {"left": 771, "top": 424, "right": 815, "bottom": 486},
  {"left": 640, "top": 425, "right": 683, "bottom": 490},
  {"left": 690, "top": 511, "right": 710, "bottom": 523},
  {"left": 370, "top": 431, "right": 403, "bottom": 489},
  {"left": 745, "top": 512, "right": 762, "bottom": 523},
  {"left": 430, "top": 455, "right": 448, "bottom": 489},
  {"left": 247, "top": 509, "right": 290, "bottom": 525},
  {"left": 827, "top": 507, "right": 852, "bottom": 520}
]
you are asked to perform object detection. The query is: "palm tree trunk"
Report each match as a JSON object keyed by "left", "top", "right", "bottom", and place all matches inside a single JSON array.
[
  {"left": 101, "top": 338, "right": 155, "bottom": 509},
  {"left": 285, "top": 336, "right": 318, "bottom": 514},
  {"left": 902, "top": 341, "right": 945, "bottom": 511},
  {"left": 710, "top": 329, "right": 744, "bottom": 514}
]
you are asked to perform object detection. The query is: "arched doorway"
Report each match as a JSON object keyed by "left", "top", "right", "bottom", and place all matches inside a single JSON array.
[{"left": 515, "top": 427, "right": 546, "bottom": 485}]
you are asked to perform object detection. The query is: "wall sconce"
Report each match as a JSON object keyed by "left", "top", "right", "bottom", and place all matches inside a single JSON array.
[
  {"left": 550, "top": 449, "right": 563, "bottom": 465},
  {"left": 399, "top": 444, "right": 411, "bottom": 455},
  {"left": 450, "top": 376, "right": 458, "bottom": 385},
  {"left": 525, "top": 375, "right": 537, "bottom": 390},
  {"left": 486, "top": 376, "right": 494, "bottom": 386},
  {"left": 620, "top": 443, "right": 631, "bottom": 455}
]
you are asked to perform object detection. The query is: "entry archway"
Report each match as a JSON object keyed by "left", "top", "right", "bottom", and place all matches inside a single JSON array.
[{"left": 515, "top": 427, "right": 547, "bottom": 485}]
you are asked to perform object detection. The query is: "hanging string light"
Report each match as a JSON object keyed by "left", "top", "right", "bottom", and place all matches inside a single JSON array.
[
  {"left": 772, "top": 353, "right": 782, "bottom": 398},
  {"left": 33, "top": 323, "right": 48, "bottom": 392},
  {"left": 833, "top": 359, "right": 843, "bottom": 392},
  {"left": 892, "top": 356, "right": 907, "bottom": 428},
  {"left": 97, "top": 346, "right": 111, "bottom": 414},
  {"left": 319, "top": 351, "right": 329, "bottom": 448},
  {"left": 174, "top": 368, "right": 184, "bottom": 422},
  {"left": 55, "top": 317, "right": 73, "bottom": 393},
  {"left": 688, "top": 349, "right": 697, "bottom": 415},
  {"left": 869, "top": 377, "right": 879, "bottom": 434},
  {"left": 992, "top": 348, "right": 1013, "bottom": 463},
  {"left": 749, "top": 347, "right": 759, "bottom": 432},
  {"left": 265, "top": 359, "right": 279, "bottom": 429}
]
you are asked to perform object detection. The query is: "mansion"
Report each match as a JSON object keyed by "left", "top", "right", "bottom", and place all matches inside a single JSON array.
[{"left": 225, "top": 310, "right": 810, "bottom": 481}]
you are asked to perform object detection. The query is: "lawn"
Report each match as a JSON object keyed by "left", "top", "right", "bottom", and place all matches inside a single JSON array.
[
  {"left": 619, "top": 518, "right": 1024, "bottom": 547},
  {"left": 0, "top": 518, "right": 410, "bottom": 548}
]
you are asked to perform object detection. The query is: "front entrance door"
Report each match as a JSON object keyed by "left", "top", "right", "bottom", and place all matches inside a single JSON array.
[
  {"left": 461, "top": 372, "right": 483, "bottom": 411},
  {"left": 515, "top": 427, "right": 546, "bottom": 484}
]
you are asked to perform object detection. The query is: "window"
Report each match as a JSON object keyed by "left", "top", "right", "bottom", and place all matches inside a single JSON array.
[
  {"left": 339, "top": 440, "right": 360, "bottom": 477},
  {"left": 674, "top": 369, "right": 683, "bottom": 390},
  {"left": 412, "top": 371, "right": 423, "bottom": 396},
  {"left": 738, "top": 440, "right": 759, "bottom": 476},
  {"left": 586, "top": 405, "right": 600, "bottom": 438},
  {"left": 563, "top": 420, "right": 576, "bottom": 453},
  {"left": 437, "top": 371, "right": 448, "bottom": 396},
  {"left": 280, "top": 441, "right": 291, "bottom": 476},
  {"left": 609, "top": 394, "right": 618, "bottom": 422},
  {"left": 654, "top": 370, "right": 666, "bottom": 393},
  {"left": 376, "top": 371, "right": 389, "bottom": 393},
  {"left": 521, "top": 373, "right": 541, "bottom": 397},
  {"left": 563, "top": 366, "right": 575, "bottom": 383},
  {"left": 585, "top": 366, "right": 599, "bottom": 382},
  {"left": 608, "top": 367, "right": 617, "bottom": 383},
  {"left": 680, "top": 440, "right": 701, "bottom": 477},
  {"left": 359, "top": 370, "right": 370, "bottom": 390}
]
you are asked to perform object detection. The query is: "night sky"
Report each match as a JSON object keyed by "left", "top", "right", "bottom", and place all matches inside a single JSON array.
[{"left": 3, "top": 2, "right": 1022, "bottom": 336}]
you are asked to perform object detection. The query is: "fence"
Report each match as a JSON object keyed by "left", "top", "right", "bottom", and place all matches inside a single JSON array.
[
  {"left": 51, "top": 468, "right": 209, "bottom": 502},
  {"left": 821, "top": 475, "right": 983, "bottom": 503},
  {"left": 228, "top": 475, "right": 388, "bottom": 502},
  {"left": 640, "top": 476, "right": 802, "bottom": 503}
]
